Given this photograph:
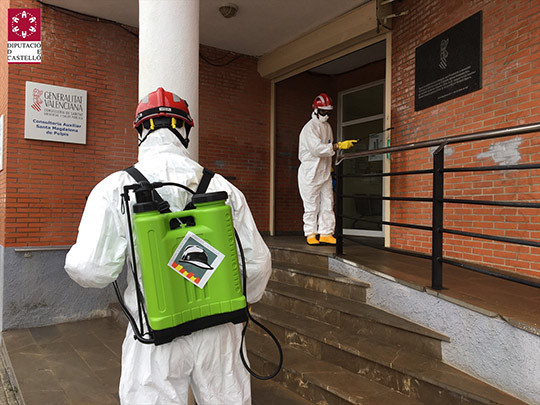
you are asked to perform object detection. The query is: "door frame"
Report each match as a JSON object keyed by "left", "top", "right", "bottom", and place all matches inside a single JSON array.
[
  {"left": 268, "top": 33, "right": 392, "bottom": 243},
  {"left": 338, "top": 79, "right": 386, "bottom": 238}
]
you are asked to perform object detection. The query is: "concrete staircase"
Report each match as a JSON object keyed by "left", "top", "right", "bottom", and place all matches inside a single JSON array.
[{"left": 248, "top": 246, "right": 526, "bottom": 405}]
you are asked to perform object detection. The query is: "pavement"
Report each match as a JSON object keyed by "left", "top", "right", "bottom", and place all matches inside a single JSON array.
[
  {"left": 1, "top": 317, "right": 123, "bottom": 405},
  {"left": 0, "top": 339, "right": 21, "bottom": 405}
]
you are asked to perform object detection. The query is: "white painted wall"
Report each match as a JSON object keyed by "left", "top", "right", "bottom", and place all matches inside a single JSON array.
[
  {"left": 138, "top": 0, "right": 200, "bottom": 160},
  {"left": 330, "top": 258, "right": 540, "bottom": 405}
]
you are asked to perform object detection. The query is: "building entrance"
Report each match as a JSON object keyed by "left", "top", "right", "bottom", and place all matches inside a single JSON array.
[
  {"left": 338, "top": 81, "right": 385, "bottom": 237},
  {"left": 273, "top": 41, "right": 388, "bottom": 237}
]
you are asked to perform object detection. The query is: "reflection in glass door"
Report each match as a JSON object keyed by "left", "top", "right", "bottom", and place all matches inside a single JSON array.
[{"left": 338, "top": 81, "right": 385, "bottom": 237}]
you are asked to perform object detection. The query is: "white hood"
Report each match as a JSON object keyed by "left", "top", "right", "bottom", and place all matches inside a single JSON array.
[{"left": 138, "top": 127, "right": 192, "bottom": 161}]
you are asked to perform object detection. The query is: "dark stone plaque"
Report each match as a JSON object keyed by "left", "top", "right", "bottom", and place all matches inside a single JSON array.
[{"left": 415, "top": 11, "right": 482, "bottom": 111}]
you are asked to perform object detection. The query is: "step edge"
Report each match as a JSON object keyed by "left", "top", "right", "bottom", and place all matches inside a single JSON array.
[
  {"left": 269, "top": 245, "right": 332, "bottom": 259},
  {"left": 251, "top": 374, "right": 314, "bottom": 405},
  {"left": 272, "top": 261, "right": 371, "bottom": 288},
  {"left": 265, "top": 279, "right": 449, "bottom": 343},
  {"left": 250, "top": 304, "right": 522, "bottom": 404},
  {"left": 253, "top": 303, "right": 434, "bottom": 367},
  {"left": 247, "top": 332, "right": 420, "bottom": 405}
]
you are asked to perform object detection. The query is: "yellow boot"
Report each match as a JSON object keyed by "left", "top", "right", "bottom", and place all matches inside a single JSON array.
[
  {"left": 319, "top": 235, "right": 336, "bottom": 245},
  {"left": 306, "top": 234, "right": 319, "bottom": 245}
]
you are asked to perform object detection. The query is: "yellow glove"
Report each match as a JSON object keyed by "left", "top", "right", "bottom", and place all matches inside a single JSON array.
[{"left": 336, "top": 140, "right": 357, "bottom": 150}]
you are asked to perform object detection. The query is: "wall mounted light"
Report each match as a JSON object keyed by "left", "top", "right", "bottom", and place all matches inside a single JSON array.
[{"left": 219, "top": 3, "right": 239, "bottom": 18}]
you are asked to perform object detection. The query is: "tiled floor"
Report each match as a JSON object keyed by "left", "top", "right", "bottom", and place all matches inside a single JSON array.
[
  {"left": 3, "top": 317, "right": 124, "bottom": 405},
  {"left": 2, "top": 236, "right": 540, "bottom": 404}
]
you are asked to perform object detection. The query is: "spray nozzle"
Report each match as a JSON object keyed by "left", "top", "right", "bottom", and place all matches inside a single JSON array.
[
  {"left": 135, "top": 180, "right": 154, "bottom": 200},
  {"left": 127, "top": 181, "right": 159, "bottom": 213}
]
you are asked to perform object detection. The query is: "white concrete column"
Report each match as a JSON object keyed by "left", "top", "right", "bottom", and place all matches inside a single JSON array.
[{"left": 139, "top": 0, "right": 200, "bottom": 160}]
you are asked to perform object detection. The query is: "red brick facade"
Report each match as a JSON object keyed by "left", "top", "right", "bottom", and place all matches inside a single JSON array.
[
  {"left": 390, "top": 0, "right": 540, "bottom": 277},
  {"left": 3, "top": 0, "right": 539, "bottom": 279},
  {"left": 0, "top": 0, "right": 8, "bottom": 245},
  {"left": 199, "top": 46, "right": 271, "bottom": 231},
  {"left": 4, "top": 0, "right": 139, "bottom": 246},
  {"left": 2, "top": 0, "right": 271, "bottom": 247}
]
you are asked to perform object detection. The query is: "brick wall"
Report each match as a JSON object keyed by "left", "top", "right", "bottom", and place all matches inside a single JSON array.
[
  {"left": 0, "top": 0, "right": 8, "bottom": 245},
  {"left": 199, "top": 46, "right": 271, "bottom": 232},
  {"left": 390, "top": 0, "right": 540, "bottom": 277},
  {"left": 5, "top": 0, "right": 139, "bottom": 246},
  {"left": 4, "top": 1, "right": 272, "bottom": 247}
]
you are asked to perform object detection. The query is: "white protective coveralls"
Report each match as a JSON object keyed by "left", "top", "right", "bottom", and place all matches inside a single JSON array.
[
  {"left": 65, "top": 128, "right": 272, "bottom": 405},
  {"left": 297, "top": 111, "right": 336, "bottom": 236}
]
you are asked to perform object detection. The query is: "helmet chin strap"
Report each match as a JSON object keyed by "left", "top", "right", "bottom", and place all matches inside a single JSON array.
[
  {"left": 169, "top": 127, "right": 190, "bottom": 148},
  {"left": 137, "top": 118, "right": 190, "bottom": 148}
]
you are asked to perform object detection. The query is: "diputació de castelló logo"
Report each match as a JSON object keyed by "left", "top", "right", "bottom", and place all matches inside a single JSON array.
[{"left": 8, "top": 9, "right": 42, "bottom": 64}]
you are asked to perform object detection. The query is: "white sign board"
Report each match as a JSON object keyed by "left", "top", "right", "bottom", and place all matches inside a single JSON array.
[{"left": 24, "top": 81, "right": 87, "bottom": 144}]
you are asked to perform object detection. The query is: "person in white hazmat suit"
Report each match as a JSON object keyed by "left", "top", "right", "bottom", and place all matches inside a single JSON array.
[
  {"left": 65, "top": 87, "right": 272, "bottom": 405},
  {"left": 298, "top": 93, "right": 357, "bottom": 246}
]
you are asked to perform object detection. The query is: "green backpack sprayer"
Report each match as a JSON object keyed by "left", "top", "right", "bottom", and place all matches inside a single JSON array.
[{"left": 113, "top": 166, "right": 282, "bottom": 380}]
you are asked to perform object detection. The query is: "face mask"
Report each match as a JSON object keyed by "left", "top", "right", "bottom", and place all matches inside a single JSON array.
[{"left": 318, "top": 114, "right": 329, "bottom": 123}]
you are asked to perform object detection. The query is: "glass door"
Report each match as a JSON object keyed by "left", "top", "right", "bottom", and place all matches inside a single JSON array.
[{"left": 338, "top": 81, "right": 385, "bottom": 237}]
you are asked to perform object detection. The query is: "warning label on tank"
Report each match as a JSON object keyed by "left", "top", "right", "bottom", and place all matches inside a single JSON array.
[{"left": 168, "top": 231, "right": 225, "bottom": 289}]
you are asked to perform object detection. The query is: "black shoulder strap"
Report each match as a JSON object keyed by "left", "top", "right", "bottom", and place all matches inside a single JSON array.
[
  {"left": 124, "top": 166, "right": 171, "bottom": 213},
  {"left": 124, "top": 166, "right": 215, "bottom": 212},
  {"left": 124, "top": 166, "right": 148, "bottom": 183},
  {"left": 195, "top": 167, "right": 215, "bottom": 194}
]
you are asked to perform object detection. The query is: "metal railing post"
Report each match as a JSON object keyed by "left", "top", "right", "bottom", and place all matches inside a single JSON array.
[
  {"left": 431, "top": 144, "right": 445, "bottom": 290},
  {"left": 336, "top": 161, "right": 344, "bottom": 255},
  {"left": 334, "top": 122, "right": 540, "bottom": 290}
]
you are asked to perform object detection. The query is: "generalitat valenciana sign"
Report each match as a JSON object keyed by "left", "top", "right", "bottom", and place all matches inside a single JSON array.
[{"left": 24, "top": 81, "right": 87, "bottom": 144}]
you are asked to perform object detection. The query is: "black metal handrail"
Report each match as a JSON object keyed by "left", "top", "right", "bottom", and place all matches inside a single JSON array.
[{"left": 335, "top": 122, "right": 540, "bottom": 290}]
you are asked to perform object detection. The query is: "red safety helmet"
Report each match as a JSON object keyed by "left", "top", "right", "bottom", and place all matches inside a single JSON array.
[
  {"left": 133, "top": 87, "right": 194, "bottom": 131},
  {"left": 312, "top": 93, "right": 333, "bottom": 111}
]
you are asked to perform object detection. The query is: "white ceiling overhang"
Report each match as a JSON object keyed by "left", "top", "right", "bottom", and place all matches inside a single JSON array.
[
  {"left": 38, "top": 0, "right": 372, "bottom": 56},
  {"left": 258, "top": 1, "right": 382, "bottom": 80},
  {"left": 38, "top": 0, "right": 388, "bottom": 77}
]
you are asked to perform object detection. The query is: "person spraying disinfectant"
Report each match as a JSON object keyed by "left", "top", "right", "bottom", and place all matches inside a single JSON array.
[
  {"left": 65, "top": 87, "right": 273, "bottom": 405},
  {"left": 298, "top": 93, "right": 357, "bottom": 246}
]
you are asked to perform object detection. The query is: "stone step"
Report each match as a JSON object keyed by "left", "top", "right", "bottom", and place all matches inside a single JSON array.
[
  {"left": 251, "top": 375, "right": 313, "bottom": 405},
  {"left": 272, "top": 260, "right": 369, "bottom": 302},
  {"left": 249, "top": 302, "right": 525, "bottom": 405},
  {"left": 270, "top": 247, "right": 329, "bottom": 269},
  {"left": 263, "top": 279, "right": 446, "bottom": 359},
  {"left": 247, "top": 329, "right": 423, "bottom": 405}
]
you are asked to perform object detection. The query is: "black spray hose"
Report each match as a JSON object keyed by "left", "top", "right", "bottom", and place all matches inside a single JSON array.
[
  {"left": 115, "top": 189, "right": 155, "bottom": 344},
  {"left": 124, "top": 189, "right": 154, "bottom": 338},
  {"left": 157, "top": 182, "right": 195, "bottom": 194},
  {"left": 112, "top": 281, "right": 154, "bottom": 344},
  {"left": 235, "top": 230, "right": 283, "bottom": 380}
]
